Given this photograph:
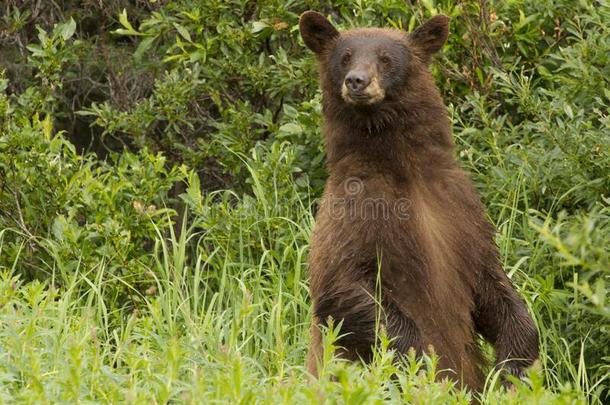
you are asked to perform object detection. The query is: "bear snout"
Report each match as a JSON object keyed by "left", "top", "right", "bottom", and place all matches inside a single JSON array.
[
  {"left": 345, "top": 70, "right": 370, "bottom": 93},
  {"left": 341, "top": 71, "right": 386, "bottom": 106}
]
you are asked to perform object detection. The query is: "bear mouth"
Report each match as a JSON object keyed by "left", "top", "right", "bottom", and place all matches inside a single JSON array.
[
  {"left": 347, "top": 93, "right": 375, "bottom": 104},
  {"left": 343, "top": 91, "right": 385, "bottom": 107}
]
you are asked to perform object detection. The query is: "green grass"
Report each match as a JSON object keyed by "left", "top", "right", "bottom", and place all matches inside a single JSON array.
[{"left": 0, "top": 179, "right": 606, "bottom": 403}]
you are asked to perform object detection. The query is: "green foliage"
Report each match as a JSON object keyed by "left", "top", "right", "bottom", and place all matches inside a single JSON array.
[
  {"left": 0, "top": 91, "right": 184, "bottom": 310},
  {"left": 0, "top": 0, "right": 609, "bottom": 403}
]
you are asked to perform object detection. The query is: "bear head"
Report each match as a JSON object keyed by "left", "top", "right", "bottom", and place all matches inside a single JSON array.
[{"left": 299, "top": 11, "right": 449, "bottom": 132}]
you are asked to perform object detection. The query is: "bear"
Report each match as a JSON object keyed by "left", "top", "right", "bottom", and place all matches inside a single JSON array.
[{"left": 299, "top": 11, "right": 539, "bottom": 392}]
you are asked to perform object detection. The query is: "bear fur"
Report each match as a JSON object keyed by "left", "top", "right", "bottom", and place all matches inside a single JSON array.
[{"left": 300, "top": 11, "right": 539, "bottom": 391}]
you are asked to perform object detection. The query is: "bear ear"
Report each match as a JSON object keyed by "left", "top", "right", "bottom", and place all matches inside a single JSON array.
[
  {"left": 299, "top": 11, "right": 340, "bottom": 54},
  {"left": 409, "top": 15, "right": 449, "bottom": 63}
]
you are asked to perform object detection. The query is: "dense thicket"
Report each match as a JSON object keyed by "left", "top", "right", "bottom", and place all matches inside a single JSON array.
[{"left": 0, "top": 1, "right": 608, "bottom": 402}]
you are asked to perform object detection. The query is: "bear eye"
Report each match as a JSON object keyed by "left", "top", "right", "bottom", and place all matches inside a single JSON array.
[{"left": 379, "top": 54, "right": 391, "bottom": 65}]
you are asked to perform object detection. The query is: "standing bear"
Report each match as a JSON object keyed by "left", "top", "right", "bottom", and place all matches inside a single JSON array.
[{"left": 300, "top": 11, "right": 539, "bottom": 391}]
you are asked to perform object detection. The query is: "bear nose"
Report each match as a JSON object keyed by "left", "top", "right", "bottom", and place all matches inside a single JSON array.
[{"left": 345, "top": 71, "right": 370, "bottom": 93}]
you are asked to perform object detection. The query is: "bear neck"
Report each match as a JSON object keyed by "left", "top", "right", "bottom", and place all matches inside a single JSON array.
[{"left": 321, "top": 90, "right": 456, "bottom": 181}]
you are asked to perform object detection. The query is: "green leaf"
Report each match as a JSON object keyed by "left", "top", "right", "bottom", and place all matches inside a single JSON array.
[
  {"left": 26, "top": 44, "right": 44, "bottom": 57},
  {"left": 119, "top": 9, "right": 135, "bottom": 31},
  {"left": 282, "top": 104, "right": 298, "bottom": 118},
  {"left": 251, "top": 21, "right": 270, "bottom": 34},
  {"left": 56, "top": 18, "right": 77, "bottom": 41},
  {"left": 279, "top": 123, "right": 302, "bottom": 135},
  {"left": 115, "top": 9, "right": 142, "bottom": 36},
  {"left": 537, "top": 65, "right": 551, "bottom": 78},
  {"left": 563, "top": 104, "right": 573, "bottom": 119},
  {"left": 52, "top": 216, "right": 66, "bottom": 241},
  {"left": 134, "top": 36, "right": 156, "bottom": 61},
  {"left": 173, "top": 23, "right": 191, "bottom": 42}
]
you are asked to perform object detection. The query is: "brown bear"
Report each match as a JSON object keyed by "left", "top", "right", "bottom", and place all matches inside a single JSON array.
[{"left": 299, "top": 11, "right": 539, "bottom": 392}]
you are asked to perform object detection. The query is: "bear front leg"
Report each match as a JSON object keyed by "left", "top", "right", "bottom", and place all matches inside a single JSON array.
[
  {"left": 307, "top": 286, "right": 382, "bottom": 375},
  {"left": 307, "top": 292, "right": 421, "bottom": 378},
  {"left": 305, "top": 314, "right": 369, "bottom": 380},
  {"left": 473, "top": 268, "right": 539, "bottom": 384}
]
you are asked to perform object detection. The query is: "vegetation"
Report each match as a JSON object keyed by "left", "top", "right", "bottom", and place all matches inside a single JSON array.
[{"left": 0, "top": 0, "right": 608, "bottom": 403}]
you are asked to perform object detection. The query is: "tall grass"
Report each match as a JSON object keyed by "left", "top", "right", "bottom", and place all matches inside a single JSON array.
[{"left": 0, "top": 174, "right": 605, "bottom": 403}]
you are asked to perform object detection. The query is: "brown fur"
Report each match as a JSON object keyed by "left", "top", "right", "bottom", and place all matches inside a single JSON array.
[{"left": 300, "top": 11, "right": 539, "bottom": 392}]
